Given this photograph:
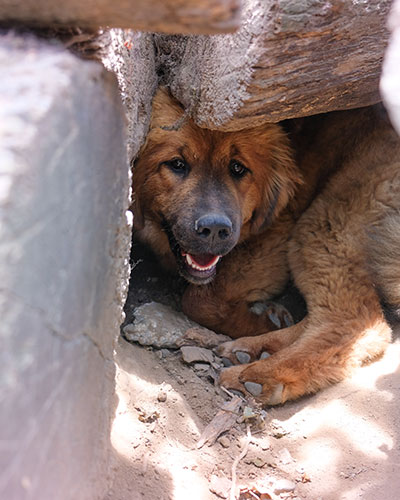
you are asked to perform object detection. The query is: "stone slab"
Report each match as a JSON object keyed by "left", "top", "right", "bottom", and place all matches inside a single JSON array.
[{"left": 0, "top": 34, "right": 131, "bottom": 500}]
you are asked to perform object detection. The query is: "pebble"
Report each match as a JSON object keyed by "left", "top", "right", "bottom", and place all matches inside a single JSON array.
[
  {"left": 178, "top": 326, "right": 231, "bottom": 348},
  {"left": 256, "top": 437, "right": 271, "bottom": 451},
  {"left": 252, "top": 457, "right": 266, "bottom": 468},
  {"left": 218, "top": 436, "right": 231, "bottom": 448},
  {"left": 209, "top": 475, "right": 231, "bottom": 499},
  {"left": 123, "top": 302, "right": 196, "bottom": 348},
  {"left": 273, "top": 479, "right": 296, "bottom": 495},
  {"left": 157, "top": 391, "right": 167, "bottom": 403},
  {"left": 123, "top": 302, "right": 230, "bottom": 349},
  {"left": 160, "top": 349, "right": 174, "bottom": 359},
  {"left": 193, "top": 363, "right": 210, "bottom": 372},
  {"left": 277, "top": 448, "right": 294, "bottom": 465},
  {"left": 180, "top": 346, "right": 215, "bottom": 364}
]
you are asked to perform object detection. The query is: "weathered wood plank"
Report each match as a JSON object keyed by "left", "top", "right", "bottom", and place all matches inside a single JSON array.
[
  {"left": 229, "top": 0, "right": 391, "bottom": 128},
  {"left": 0, "top": 0, "right": 241, "bottom": 35},
  {"left": 159, "top": 0, "right": 391, "bottom": 130}
]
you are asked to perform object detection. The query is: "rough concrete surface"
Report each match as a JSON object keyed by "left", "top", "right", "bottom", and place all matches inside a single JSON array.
[{"left": 0, "top": 34, "right": 131, "bottom": 500}]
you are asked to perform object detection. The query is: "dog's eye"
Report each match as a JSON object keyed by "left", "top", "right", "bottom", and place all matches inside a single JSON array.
[
  {"left": 229, "top": 160, "right": 248, "bottom": 179},
  {"left": 163, "top": 158, "right": 189, "bottom": 175}
]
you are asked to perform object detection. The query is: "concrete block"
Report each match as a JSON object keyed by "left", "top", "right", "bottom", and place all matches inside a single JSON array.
[{"left": 0, "top": 34, "right": 131, "bottom": 500}]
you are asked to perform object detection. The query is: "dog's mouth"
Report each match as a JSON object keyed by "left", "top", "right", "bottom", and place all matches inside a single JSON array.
[
  {"left": 181, "top": 252, "right": 221, "bottom": 283},
  {"left": 162, "top": 217, "right": 227, "bottom": 285}
]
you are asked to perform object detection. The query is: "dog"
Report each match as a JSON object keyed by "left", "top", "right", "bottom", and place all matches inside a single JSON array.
[{"left": 132, "top": 88, "right": 400, "bottom": 405}]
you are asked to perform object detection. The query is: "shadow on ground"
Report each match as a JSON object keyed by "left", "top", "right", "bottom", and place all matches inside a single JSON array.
[{"left": 105, "top": 241, "right": 400, "bottom": 500}]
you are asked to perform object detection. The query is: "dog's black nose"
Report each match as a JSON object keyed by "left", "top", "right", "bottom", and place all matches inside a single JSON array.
[{"left": 195, "top": 214, "right": 233, "bottom": 241}]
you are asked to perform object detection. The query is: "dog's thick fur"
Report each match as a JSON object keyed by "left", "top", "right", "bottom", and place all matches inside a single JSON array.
[{"left": 133, "top": 88, "right": 400, "bottom": 405}]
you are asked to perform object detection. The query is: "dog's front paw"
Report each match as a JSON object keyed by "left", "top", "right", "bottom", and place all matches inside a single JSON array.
[
  {"left": 251, "top": 301, "right": 293, "bottom": 329},
  {"left": 215, "top": 337, "right": 272, "bottom": 367},
  {"left": 219, "top": 362, "right": 286, "bottom": 406}
]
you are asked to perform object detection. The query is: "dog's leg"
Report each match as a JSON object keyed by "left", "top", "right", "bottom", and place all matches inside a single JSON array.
[
  {"left": 219, "top": 302, "right": 390, "bottom": 404},
  {"left": 182, "top": 286, "right": 293, "bottom": 338},
  {"left": 215, "top": 318, "right": 307, "bottom": 365},
  {"left": 220, "top": 183, "right": 393, "bottom": 404}
]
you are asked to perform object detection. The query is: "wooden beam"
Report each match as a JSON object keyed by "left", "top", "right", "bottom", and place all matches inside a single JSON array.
[
  {"left": 228, "top": 0, "right": 391, "bottom": 128},
  {"left": 160, "top": 0, "right": 391, "bottom": 130},
  {"left": 0, "top": 0, "right": 241, "bottom": 35}
]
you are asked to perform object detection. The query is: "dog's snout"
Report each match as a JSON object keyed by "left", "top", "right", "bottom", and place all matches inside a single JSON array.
[{"left": 195, "top": 214, "right": 233, "bottom": 241}]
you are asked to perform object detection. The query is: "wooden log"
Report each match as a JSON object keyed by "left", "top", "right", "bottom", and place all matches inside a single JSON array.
[
  {"left": 159, "top": 0, "right": 392, "bottom": 130},
  {"left": 229, "top": 0, "right": 391, "bottom": 128},
  {"left": 0, "top": 0, "right": 241, "bottom": 35}
]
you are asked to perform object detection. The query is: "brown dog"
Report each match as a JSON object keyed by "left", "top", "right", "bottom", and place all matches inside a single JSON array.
[{"left": 133, "top": 88, "right": 400, "bottom": 405}]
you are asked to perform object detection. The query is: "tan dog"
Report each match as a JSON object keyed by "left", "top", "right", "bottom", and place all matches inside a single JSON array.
[{"left": 133, "top": 88, "right": 400, "bottom": 405}]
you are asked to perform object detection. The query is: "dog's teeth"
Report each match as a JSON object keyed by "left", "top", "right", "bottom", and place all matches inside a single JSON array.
[
  {"left": 186, "top": 254, "right": 196, "bottom": 268},
  {"left": 185, "top": 254, "right": 220, "bottom": 271}
]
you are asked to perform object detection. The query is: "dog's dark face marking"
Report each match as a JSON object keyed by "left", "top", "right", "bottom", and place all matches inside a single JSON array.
[{"left": 133, "top": 89, "right": 300, "bottom": 285}]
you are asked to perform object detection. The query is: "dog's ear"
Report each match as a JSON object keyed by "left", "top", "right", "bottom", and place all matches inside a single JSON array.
[
  {"left": 250, "top": 182, "right": 282, "bottom": 234},
  {"left": 250, "top": 131, "right": 302, "bottom": 234}
]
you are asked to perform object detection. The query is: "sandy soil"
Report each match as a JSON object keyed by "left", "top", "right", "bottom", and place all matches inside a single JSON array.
[{"left": 104, "top": 242, "right": 400, "bottom": 500}]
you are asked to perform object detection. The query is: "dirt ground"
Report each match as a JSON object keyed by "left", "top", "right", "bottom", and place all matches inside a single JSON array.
[{"left": 105, "top": 241, "right": 400, "bottom": 500}]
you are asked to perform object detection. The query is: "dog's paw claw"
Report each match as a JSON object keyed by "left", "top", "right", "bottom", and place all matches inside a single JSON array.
[
  {"left": 260, "top": 351, "right": 270, "bottom": 360},
  {"left": 220, "top": 364, "right": 287, "bottom": 405},
  {"left": 283, "top": 312, "right": 293, "bottom": 328},
  {"left": 244, "top": 381, "right": 263, "bottom": 397},
  {"left": 221, "top": 357, "right": 233, "bottom": 367},
  {"left": 266, "top": 383, "right": 284, "bottom": 405},
  {"left": 268, "top": 310, "right": 281, "bottom": 328},
  {"left": 235, "top": 351, "right": 251, "bottom": 364},
  {"left": 266, "top": 302, "right": 293, "bottom": 330}
]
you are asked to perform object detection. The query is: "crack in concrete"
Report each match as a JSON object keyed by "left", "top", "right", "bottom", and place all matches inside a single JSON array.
[
  {"left": 0, "top": 286, "right": 111, "bottom": 362},
  {"left": 82, "top": 330, "right": 108, "bottom": 362}
]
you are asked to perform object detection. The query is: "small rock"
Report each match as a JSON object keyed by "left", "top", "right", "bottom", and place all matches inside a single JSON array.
[
  {"left": 270, "top": 420, "right": 290, "bottom": 438},
  {"left": 218, "top": 436, "right": 231, "bottom": 448},
  {"left": 193, "top": 363, "right": 210, "bottom": 372},
  {"left": 242, "top": 406, "right": 257, "bottom": 420},
  {"left": 252, "top": 457, "right": 266, "bottom": 468},
  {"left": 255, "top": 437, "right": 271, "bottom": 451},
  {"left": 123, "top": 302, "right": 197, "bottom": 348},
  {"left": 277, "top": 448, "right": 294, "bottom": 465},
  {"left": 158, "top": 348, "right": 174, "bottom": 359},
  {"left": 273, "top": 478, "right": 296, "bottom": 495},
  {"left": 178, "top": 326, "right": 231, "bottom": 348},
  {"left": 157, "top": 391, "right": 167, "bottom": 403},
  {"left": 181, "top": 346, "right": 215, "bottom": 364},
  {"left": 209, "top": 475, "right": 231, "bottom": 499}
]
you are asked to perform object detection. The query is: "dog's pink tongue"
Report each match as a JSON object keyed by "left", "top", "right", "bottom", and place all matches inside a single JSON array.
[{"left": 192, "top": 254, "right": 218, "bottom": 267}]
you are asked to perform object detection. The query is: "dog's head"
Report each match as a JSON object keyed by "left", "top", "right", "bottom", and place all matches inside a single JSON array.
[{"left": 133, "top": 88, "right": 301, "bottom": 285}]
